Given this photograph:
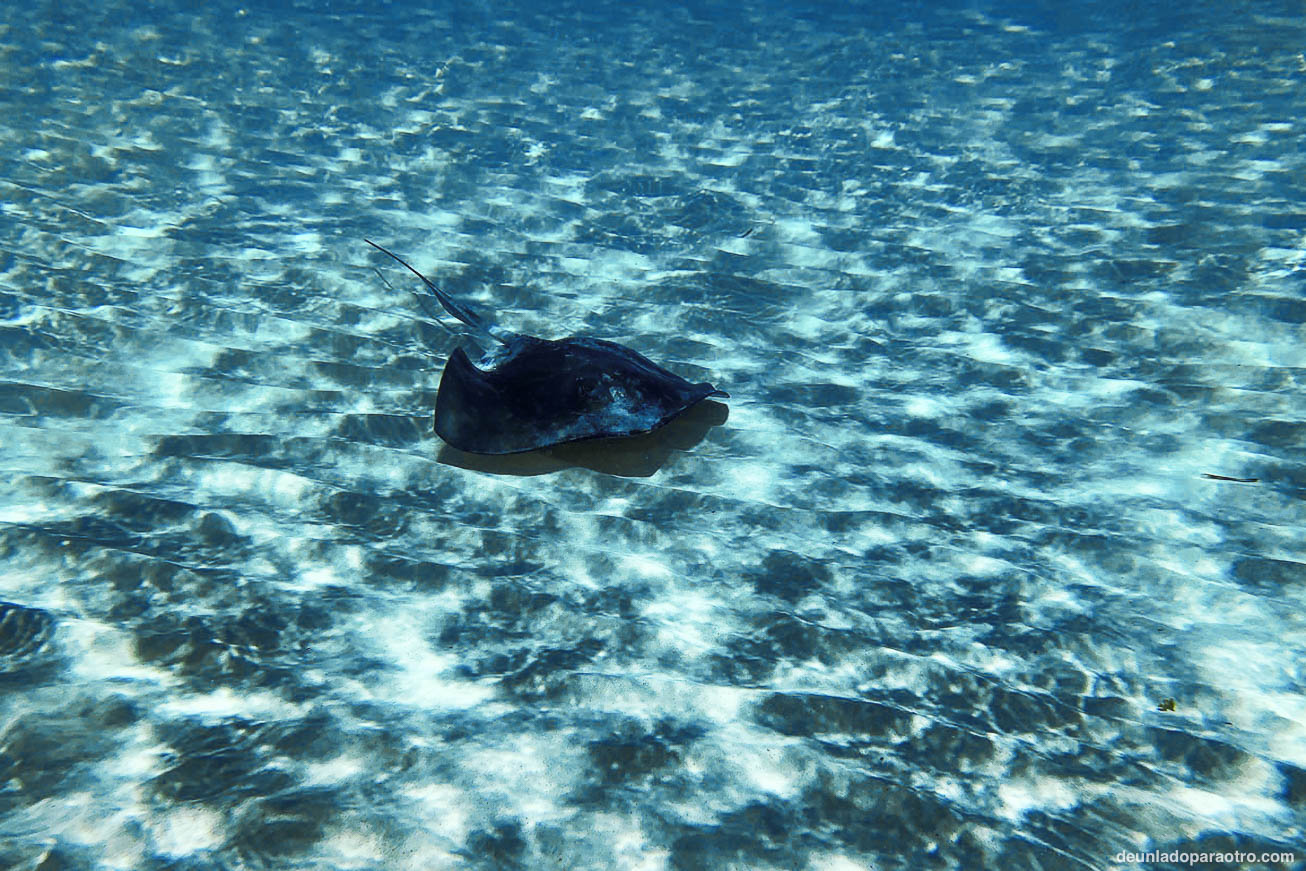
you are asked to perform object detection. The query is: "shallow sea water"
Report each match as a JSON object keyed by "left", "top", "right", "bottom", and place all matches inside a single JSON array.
[{"left": 1, "top": 0, "right": 1305, "bottom": 868}]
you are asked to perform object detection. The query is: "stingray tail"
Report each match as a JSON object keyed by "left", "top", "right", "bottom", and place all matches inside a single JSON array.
[{"left": 365, "top": 239, "right": 510, "bottom": 345}]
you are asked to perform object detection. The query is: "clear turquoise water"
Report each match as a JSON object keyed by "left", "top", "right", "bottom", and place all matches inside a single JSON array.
[{"left": 1, "top": 1, "right": 1304, "bottom": 869}]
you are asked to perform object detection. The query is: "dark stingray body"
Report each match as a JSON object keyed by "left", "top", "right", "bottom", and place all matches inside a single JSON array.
[
  {"left": 436, "top": 336, "right": 726, "bottom": 454},
  {"left": 365, "top": 240, "right": 728, "bottom": 455}
]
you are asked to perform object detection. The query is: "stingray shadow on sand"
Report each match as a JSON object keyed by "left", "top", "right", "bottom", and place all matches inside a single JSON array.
[{"left": 435, "top": 397, "right": 730, "bottom": 477}]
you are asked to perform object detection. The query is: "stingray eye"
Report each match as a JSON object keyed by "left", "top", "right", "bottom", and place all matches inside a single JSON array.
[{"left": 572, "top": 375, "right": 604, "bottom": 408}]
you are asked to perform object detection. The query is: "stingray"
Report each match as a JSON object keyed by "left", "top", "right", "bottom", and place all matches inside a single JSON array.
[{"left": 366, "top": 240, "right": 729, "bottom": 455}]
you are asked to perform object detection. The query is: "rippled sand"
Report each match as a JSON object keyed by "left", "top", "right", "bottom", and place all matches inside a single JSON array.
[{"left": 1, "top": 1, "right": 1304, "bottom": 869}]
